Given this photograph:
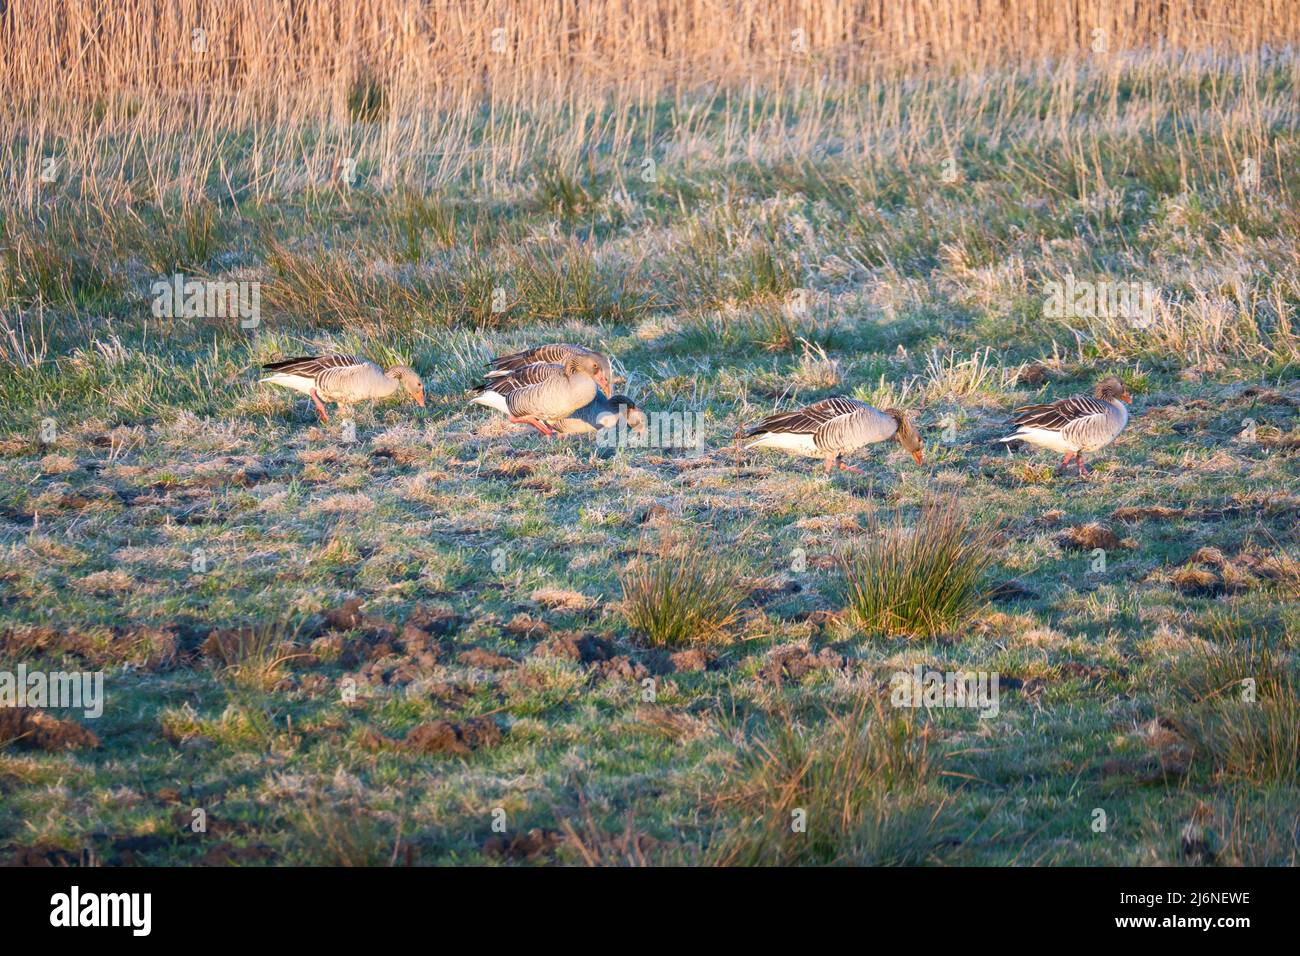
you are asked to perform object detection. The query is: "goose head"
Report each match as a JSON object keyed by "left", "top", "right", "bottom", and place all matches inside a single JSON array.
[
  {"left": 386, "top": 365, "right": 426, "bottom": 407},
  {"left": 613, "top": 395, "right": 647, "bottom": 432},
  {"left": 597, "top": 354, "right": 615, "bottom": 397},
  {"left": 886, "top": 408, "right": 924, "bottom": 465},
  {"left": 1095, "top": 376, "right": 1132, "bottom": 404},
  {"left": 565, "top": 354, "right": 611, "bottom": 396}
]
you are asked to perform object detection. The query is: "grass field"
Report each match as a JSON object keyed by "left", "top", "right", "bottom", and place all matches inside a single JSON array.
[{"left": 1, "top": 2, "right": 1299, "bottom": 865}]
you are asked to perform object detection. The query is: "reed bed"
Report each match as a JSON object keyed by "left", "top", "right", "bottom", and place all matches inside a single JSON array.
[{"left": 2, "top": 2, "right": 1296, "bottom": 215}]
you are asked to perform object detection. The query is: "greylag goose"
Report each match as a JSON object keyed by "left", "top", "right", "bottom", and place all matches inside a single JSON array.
[
  {"left": 469, "top": 354, "right": 606, "bottom": 437},
  {"left": 553, "top": 393, "right": 648, "bottom": 436},
  {"left": 485, "top": 343, "right": 612, "bottom": 397},
  {"left": 998, "top": 375, "right": 1131, "bottom": 476},
  {"left": 745, "top": 397, "right": 923, "bottom": 473},
  {"left": 260, "top": 355, "right": 424, "bottom": 423}
]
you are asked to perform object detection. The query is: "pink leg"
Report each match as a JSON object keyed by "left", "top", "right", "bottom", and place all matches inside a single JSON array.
[
  {"left": 310, "top": 389, "right": 330, "bottom": 423},
  {"left": 511, "top": 416, "right": 554, "bottom": 437},
  {"left": 1077, "top": 454, "right": 1088, "bottom": 478},
  {"left": 823, "top": 456, "right": 835, "bottom": 474},
  {"left": 837, "top": 460, "right": 865, "bottom": 475}
]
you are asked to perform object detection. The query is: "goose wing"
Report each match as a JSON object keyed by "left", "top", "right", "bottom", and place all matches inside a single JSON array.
[
  {"left": 1011, "top": 395, "right": 1110, "bottom": 432},
  {"left": 261, "top": 354, "right": 365, "bottom": 380},
  {"left": 746, "top": 396, "right": 868, "bottom": 437},
  {"left": 474, "top": 362, "right": 565, "bottom": 416},
  {"left": 486, "top": 344, "right": 593, "bottom": 376}
]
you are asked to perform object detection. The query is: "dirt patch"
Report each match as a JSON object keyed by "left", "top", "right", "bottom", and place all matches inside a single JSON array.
[
  {"left": 483, "top": 828, "right": 565, "bottom": 862},
  {"left": 668, "top": 648, "right": 716, "bottom": 672},
  {"left": 108, "top": 834, "right": 172, "bottom": 865},
  {"left": 197, "top": 842, "right": 276, "bottom": 865},
  {"left": 0, "top": 708, "right": 100, "bottom": 751},
  {"left": 1240, "top": 385, "right": 1298, "bottom": 407},
  {"left": 535, "top": 632, "right": 616, "bottom": 665},
  {"left": 1058, "top": 523, "right": 1125, "bottom": 552},
  {"left": 1016, "top": 362, "right": 1052, "bottom": 386},
  {"left": 1170, "top": 565, "right": 1225, "bottom": 597},
  {"left": 406, "top": 604, "right": 463, "bottom": 637},
  {"left": 403, "top": 718, "right": 504, "bottom": 755},
  {"left": 1099, "top": 717, "right": 1193, "bottom": 783},
  {"left": 2, "top": 842, "right": 87, "bottom": 867},
  {"left": 323, "top": 598, "right": 395, "bottom": 638},
  {"left": 1057, "top": 661, "right": 1115, "bottom": 683},
  {"left": 1169, "top": 545, "right": 1300, "bottom": 596},
  {"left": 504, "top": 612, "right": 549, "bottom": 636},
  {"left": 458, "top": 648, "right": 517, "bottom": 670},
  {"left": 758, "top": 644, "right": 845, "bottom": 685},
  {"left": 987, "top": 580, "right": 1038, "bottom": 602},
  {"left": 794, "top": 609, "right": 841, "bottom": 629},
  {"left": 590, "top": 656, "right": 650, "bottom": 683}
]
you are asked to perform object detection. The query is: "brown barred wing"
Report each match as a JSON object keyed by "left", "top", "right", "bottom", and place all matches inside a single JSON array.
[
  {"left": 746, "top": 396, "right": 868, "bottom": 437},
  {"left": 1010, "top": 395, "right": 1110, "bottom": 431}
]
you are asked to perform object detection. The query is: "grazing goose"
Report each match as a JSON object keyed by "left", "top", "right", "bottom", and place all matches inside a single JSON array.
[
  {"left": 998, "top": 375, "right": 1132, "bottom": 476},
  {"left": 469, "top": 354, "right": 606, "bottom": 437},
  {"left": 260, "top": 355, "right": 424, "bottom": 423},
  {"left": 485, "top": 343, "right": 613, "bottom": 397},
  {"left": 745, "top": 397, "right": 924, "bottom": 474},
  {"left": 553, "top": 393, "right": 648, "bottom": 436}
]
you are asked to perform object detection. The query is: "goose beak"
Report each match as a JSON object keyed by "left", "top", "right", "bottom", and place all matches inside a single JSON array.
[
  {"left": 912, "top": 449, "right": 924, "bottom": 465},
  {"left": 597, "top": 372, "right": 612, "bottom": 396},
  {"left": 1120, "top": 391, "right": 1133, "bottom": 404},
  {"left": 416, "top": 391, "right": 426, "bottom": 408}
]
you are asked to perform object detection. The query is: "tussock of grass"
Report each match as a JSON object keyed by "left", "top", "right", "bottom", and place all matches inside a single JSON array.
[
  {"left": 620, "top": 535, "right": 743, "bottom": 647},
  {"left": 709, "top": 696, "right": 941, "bottom": 865},
  {"left": 292, "top": 798, "right": 406, "bottom": 866},
  {"left": 1172, "top": 612, "right": 1292, "bottom": 703},
  {"left": 1176, "top": 613, "right": 1300, "bottom": 785},
  {"left": 205, "top": 620, "right": 305, "bottom": 690},
  {"left": 1183, "top": 685, "right": 1300, "bottom": 785},
  {"left": 839, "top": 497, "right": 997, "bottom": 639}
]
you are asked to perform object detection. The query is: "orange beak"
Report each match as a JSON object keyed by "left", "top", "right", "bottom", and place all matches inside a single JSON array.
[
  {"left": 1120, "top": 391, "right": 1133, "bottom": 403},
  {"left": 597, "top": 372, "right": 611, "bottom": 396},
  {"left": 912, "top": 449, "right": 924, "bottom": 465},
  {"left": 415, "top": 391, "right": 426, "bottom": 408}
]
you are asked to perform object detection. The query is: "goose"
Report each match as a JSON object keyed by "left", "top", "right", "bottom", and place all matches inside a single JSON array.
[
  {"left": 469, "top": 354, "right": 606, "bottom": 437},
  {"left": 260, "top": 355, "right": 425, "bottom": 423},
  {"left": 998, "top": 375, "right": 1132, "bottom": 476},
  {"left": 485, "top": 344, "right": 613, "bottom": 397},
  {"left": 553, "top": 393, "right": 648, "bottom": 436},
  {"left": 745, "top": 397, "right": 924, "bottom": 473}
]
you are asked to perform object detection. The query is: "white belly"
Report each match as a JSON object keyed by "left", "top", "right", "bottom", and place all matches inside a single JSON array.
[
  {"left": 261, "top": 373, "right": 317, "bottom": 396},
  {"left": 746, "top": 432, "right": 822, "bottom": 458},
  {"left": 471, "top": 391, "right": 510, "bottom": 416},
  {"left": 1007, "top": 427, "right": 1079, "bottom": 453}
]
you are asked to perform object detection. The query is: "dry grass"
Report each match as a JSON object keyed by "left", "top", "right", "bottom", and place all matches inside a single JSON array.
[
  {"left": 1174, "top": 613, "right": 1300, "bottom": 785},
  {"left": 709, "top": 695, "right": 942, "bottom": 865},
  {"left": 7, "top": 2, "right": 1294, "bottom": 101},
  {"left": 204, "top": 619, "right": 306, "bottom": 691},
  {"left": 3, "top": 3, "right": 1296, "bottom": 216}
]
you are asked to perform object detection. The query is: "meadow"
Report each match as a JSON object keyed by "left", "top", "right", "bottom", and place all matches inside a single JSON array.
[{"left": 1, "top": 1, "right": 1298, "bottom": 865}]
